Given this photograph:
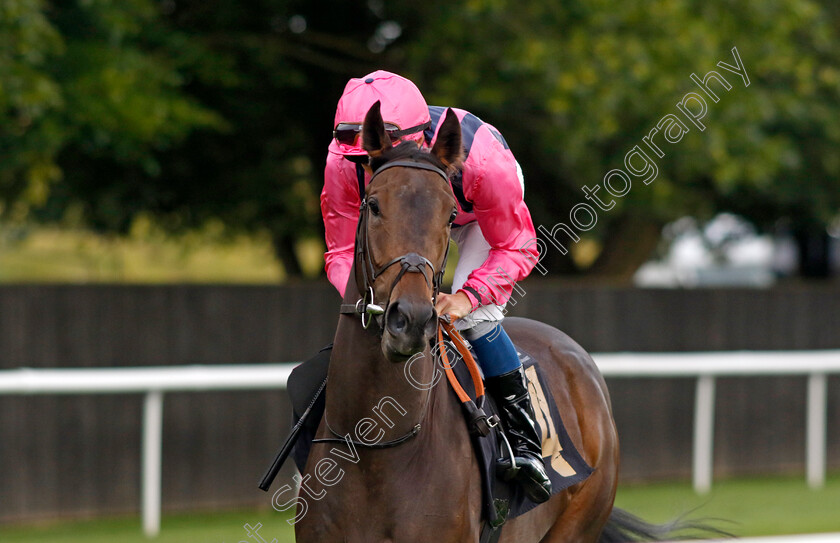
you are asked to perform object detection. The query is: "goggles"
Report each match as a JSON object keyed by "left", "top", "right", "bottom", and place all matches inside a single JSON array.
[{"left": 333, "top": 120, "right": 431, "bottom": 150}]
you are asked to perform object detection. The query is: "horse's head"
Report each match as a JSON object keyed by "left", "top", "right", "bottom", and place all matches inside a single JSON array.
[{"left": 355, "top": 101, "right": 462, "bottom": 362}]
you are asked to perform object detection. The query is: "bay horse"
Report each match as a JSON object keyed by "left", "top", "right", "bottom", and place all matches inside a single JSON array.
[{"left": 295, "top": 102, "right": 652, "bottom": 542}]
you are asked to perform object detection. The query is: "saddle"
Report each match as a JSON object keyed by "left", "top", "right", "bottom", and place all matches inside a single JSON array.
[{"left": 283, "top": 330, "right": 593, "bottom": 536}]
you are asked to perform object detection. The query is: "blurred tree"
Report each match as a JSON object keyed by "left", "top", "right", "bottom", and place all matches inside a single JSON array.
[
  {"left": 0, "top": 0, "right": 396, "bottom": 277},
  {"left": 2, "top": 0, "right": 839, "bottom": 280},
  {"left": 0, "top": 1, "right": 63, "bottom": 212},
  {"left": 391, "top": 0, "right": 840, "bottom": 279},
  {"left": 144, "top": 0, "right": 388, "bottom": 276},
  {"left": 0, "top": 0, "right": 223, "bottom": 226}
]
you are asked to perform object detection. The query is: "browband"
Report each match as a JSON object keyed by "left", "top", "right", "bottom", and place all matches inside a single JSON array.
[{"left": 369, "top": 160, "right": 449, "bottom": 184}]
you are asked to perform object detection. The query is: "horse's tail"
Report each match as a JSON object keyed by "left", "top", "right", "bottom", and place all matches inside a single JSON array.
[
  {"left": 598, "top": 508, "right": 672, "bottom": 542},
  {"left": 599, "top": 507, "right": 732, "bottom": 542}
]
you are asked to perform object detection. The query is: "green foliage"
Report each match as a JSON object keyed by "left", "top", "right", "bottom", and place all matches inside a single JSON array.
[
  {"left": 0, "top": 0, "right": 64, "bottom": 211},
  {"left": 394, "top": 0, "right": 840, "bottom": 273},
  {"left": 0, "top": 0, "right": 224, "bottom": 224},
  {"left": 5, "top": 0, "right": 375, "bottom": 274},
  {"left": 1, "top": 0, "right": 838, "bottom": 278}
]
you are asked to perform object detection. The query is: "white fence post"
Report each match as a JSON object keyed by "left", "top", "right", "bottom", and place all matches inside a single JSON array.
[
  {"left": 142, "top": 391, "right": 164, "bottom": 538},
  {"left": 693, "top": 375, "right": 716, "bottom": 494},
  {"left": 806, "top": 373, "right": 827, "bottom": 490}
]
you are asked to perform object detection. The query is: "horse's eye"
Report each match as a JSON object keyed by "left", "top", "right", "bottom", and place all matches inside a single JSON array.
[
  {"left": 369, "top": 200, "right": 380, "bottom": 216},
  {"left": 449, "top": 209, "right": 458, "bottom": 224}
]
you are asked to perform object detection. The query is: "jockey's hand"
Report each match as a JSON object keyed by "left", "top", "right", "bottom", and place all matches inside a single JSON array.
[{"left": 435, "top": 291, "right": 473, "bottom": 322}]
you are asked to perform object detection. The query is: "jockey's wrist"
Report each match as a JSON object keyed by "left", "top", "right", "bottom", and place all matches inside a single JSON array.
[{"left": 458, "top": 287, "right": 481, "bottom": 312}]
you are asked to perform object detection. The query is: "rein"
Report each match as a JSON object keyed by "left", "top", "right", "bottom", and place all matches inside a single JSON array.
[
  {"left": 439, "top": 320, "right": 485, "bottom": 401},
  {"left": 438, "top": 320, "right": 499, "bottom": 437}
]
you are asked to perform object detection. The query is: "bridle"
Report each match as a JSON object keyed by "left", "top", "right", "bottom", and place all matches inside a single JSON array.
[
  {"left": 322, "top": 158, "right": 454, "bottom": 451},
  {"left": 342, "top": 159, "right": 453, "bottom": 330}
]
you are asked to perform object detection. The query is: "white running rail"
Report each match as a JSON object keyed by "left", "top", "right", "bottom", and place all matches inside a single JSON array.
[
  {"left": 1, "top": 350, "right": 839, "bottom": 538},
  {"left": 593, "top": 350, "right": 840, "bottom": 494},
  {"left": 0, "top": 364, "right": 295, "bottom": 538}
]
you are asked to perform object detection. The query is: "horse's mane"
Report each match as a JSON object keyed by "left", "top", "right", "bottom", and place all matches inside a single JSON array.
[{"left": 369, "top": 142, "right": 450, "bottom": 175}]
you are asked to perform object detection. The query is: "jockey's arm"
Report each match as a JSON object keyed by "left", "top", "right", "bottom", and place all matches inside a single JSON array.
[
  {"left": 321, "top": 156, "right": 361, "bottom": 297},
  {"left": 457, "top": 131, "right": 538, "bottom": 310}
]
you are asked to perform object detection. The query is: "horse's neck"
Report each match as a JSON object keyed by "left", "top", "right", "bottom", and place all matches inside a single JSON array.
[
  {"left": 324, "top": 284, "right": 438, "bottom": 438},
  {"left": 307, "top": 278, "right": 479, "bottom": 535}
]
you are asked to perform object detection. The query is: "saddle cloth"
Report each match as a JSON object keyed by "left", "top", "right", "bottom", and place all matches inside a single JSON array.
[
  {"left": 450, "top": 346, "right": 593, "bottom": 524},
  {"left": 286, "top": 343, "right": 593, "bottom": 526}
]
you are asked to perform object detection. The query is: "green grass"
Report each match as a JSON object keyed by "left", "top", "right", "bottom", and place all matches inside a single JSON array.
[
  {"left": 0, "top": 509, "right": 297, "bottom": 543},
  {"left": 614, "top": 473, "right": 840, "bottom": 538},
  {"left": 2, "top": 474, "right": 840, "bottom": 542}
]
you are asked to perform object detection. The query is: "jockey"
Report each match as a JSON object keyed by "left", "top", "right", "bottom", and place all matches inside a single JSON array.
[{"left": 321, "top": 70, "right": 552, "bottom": 503}]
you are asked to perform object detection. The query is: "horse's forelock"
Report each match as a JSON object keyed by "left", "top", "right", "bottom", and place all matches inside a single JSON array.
[{"left": 369, "top": 143, "right": 448, "bottom": 176}]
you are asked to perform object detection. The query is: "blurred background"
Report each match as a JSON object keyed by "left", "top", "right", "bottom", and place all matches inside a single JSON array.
[{"left": 1, "top": 0, "right": 839, "bottom": 541}]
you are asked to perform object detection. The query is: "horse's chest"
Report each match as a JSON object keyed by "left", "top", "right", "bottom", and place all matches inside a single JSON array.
[{"left": 297, "top": 453, "right": 480, "bottom": 542}]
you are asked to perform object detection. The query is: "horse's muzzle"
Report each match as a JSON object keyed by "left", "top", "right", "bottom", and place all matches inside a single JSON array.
[{"left": 382, "top": 299, "right": 437, "bottom": 361}]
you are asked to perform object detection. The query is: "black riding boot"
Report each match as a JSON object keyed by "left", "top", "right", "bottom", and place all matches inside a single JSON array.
[{"left": 485, "top": 366, "right": 553, "bottom": 504}]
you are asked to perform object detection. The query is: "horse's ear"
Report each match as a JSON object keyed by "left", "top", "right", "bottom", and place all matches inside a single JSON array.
[
  {"left": 431, "top": 108, "right": 463, "bottom": 171},
  {"left": 362, "top": 101, "right": 392, "bottom": 158}
]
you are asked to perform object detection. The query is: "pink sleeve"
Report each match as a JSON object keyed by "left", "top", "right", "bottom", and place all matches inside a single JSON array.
[
  {"left": 321, "top": 155, "right": 362, "bottom": 297},
  {"left": 458, "top": 128, "right": 538, "bottom": 307}
]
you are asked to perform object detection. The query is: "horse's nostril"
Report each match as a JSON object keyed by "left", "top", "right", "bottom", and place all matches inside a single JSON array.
[
  {"left": 386, "top": 302, "right": 409, "bottom": 334},
  {"left": 423, "top": 308, "right": 438, "bottom": 338},
  {"left": 386, "top": 300, "right": 437, "bottom": 339}
]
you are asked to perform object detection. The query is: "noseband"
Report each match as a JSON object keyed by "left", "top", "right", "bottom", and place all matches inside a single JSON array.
[{"left": 344, "top": 159, "right": 452, "bottom": 330}]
